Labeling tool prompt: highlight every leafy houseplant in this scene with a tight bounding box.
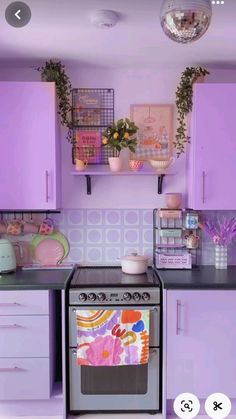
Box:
[102,118,139,155]
[36,60,73,142]
[175,66,210,156]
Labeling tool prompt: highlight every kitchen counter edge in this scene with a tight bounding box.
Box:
[156,265,236,290]
[0,266,76,290]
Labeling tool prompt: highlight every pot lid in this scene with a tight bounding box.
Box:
[121,253,149,262]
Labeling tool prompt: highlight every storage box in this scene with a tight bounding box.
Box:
[155,252,192,269]
[159,229,182,238]
[159,209,182,219]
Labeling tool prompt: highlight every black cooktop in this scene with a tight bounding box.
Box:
[69,266,160,288]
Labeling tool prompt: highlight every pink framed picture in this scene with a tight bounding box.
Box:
[130,104,174,160]
[75,131,101,163]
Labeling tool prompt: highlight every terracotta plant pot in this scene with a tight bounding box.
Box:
[108,157,122,172]
[165,193,182,209]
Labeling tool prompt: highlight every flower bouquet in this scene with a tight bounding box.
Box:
[199,217,236,269]
[102,118,139,171]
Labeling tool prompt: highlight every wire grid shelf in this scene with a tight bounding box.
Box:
[72,88,115,165]
[72,88,114,127]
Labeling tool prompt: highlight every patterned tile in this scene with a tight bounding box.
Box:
[67,228,84,244]
[67,209,84,225]
[104,210,121,225]
[105,228,121,244]
[124,210,140,226]
[86,247,103,263]
[87,210,103,225]
[87,229,103,244]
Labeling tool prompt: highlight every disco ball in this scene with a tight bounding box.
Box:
[160,0,212,43]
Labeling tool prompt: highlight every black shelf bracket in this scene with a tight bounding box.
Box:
[85,175,92,195]
[157,174,165,194]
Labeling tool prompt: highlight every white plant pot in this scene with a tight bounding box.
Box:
[108,157,122,172]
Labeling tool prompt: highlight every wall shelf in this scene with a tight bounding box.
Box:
[71,166,175,195]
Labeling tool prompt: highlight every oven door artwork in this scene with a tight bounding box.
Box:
[68,306,160,413]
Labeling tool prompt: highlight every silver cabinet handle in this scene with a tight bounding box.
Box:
[0,302,21,307]
[176,299,181,335]
[0,324,22,329]
[202,171,206,203]
[45,170,49,202]
[0,367,23,372]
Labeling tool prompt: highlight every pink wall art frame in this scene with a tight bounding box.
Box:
[130,104,174,161]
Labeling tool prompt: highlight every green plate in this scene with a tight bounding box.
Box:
[31,231,70,261]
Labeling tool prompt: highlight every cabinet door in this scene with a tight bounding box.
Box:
[167,290,236,398]
[188,83,236,210]
[0,82,60,210]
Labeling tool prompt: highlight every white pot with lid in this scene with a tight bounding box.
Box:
[120,253,149,274]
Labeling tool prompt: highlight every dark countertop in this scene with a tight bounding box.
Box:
[0,268,74,290]
[156,265,236,290]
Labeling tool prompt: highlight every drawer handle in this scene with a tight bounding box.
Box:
[0,324,22,329]
[45,170,49,202]
[0,303,22,307]
[176,299,181,335]
[0,367,24,372]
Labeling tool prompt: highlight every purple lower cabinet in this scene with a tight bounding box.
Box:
[166,290,236,403]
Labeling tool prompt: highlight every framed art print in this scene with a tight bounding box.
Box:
[130,104,174,160]
[75,131,102,163]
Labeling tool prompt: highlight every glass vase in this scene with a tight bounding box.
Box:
[215,245,228,269]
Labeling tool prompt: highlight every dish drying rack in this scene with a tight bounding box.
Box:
[153,208,200,269]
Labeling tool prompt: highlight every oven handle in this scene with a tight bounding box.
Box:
[72,348,158,356]
[72,306,159,312]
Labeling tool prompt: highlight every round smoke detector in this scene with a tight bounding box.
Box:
[90,10,119,29]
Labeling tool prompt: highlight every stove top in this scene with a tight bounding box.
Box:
[69,266,159,288]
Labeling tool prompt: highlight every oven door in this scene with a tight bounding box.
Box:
[68,305,160,413]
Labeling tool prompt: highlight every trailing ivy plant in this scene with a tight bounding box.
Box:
[175,66,210,157]
[36,60,73,142]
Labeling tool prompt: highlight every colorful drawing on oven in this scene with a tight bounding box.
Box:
[76,309,150,366]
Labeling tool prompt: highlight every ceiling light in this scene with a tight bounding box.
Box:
[160,0,212,43]
[90,10,119,29]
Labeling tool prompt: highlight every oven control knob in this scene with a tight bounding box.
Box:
[78,293,87,302]
[133,292,141,302]
[97,292,106,302]
[142,292,150,302]
[123,292,132,301]
[88,293,96,302]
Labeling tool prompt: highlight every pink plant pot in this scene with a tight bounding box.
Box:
[129,160,144,171]
[108,157,123,172]
[165,193,182,209]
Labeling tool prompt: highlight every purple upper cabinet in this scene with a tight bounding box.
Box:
[187,83,236,210]
[0,82,61,210]
[166,290,236,399]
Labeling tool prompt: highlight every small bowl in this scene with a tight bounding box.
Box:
[129,160,144,171]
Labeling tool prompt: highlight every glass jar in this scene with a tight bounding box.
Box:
[215,245,227,269]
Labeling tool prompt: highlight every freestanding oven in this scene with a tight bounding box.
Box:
[68,266,161,415]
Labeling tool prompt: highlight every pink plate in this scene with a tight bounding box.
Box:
[34,238,64,265]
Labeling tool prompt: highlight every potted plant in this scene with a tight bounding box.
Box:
[36,60,73,142]
[175,66,210,157]
[102,118,139,171]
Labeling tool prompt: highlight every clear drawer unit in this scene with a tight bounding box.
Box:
[153,209,200,269]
